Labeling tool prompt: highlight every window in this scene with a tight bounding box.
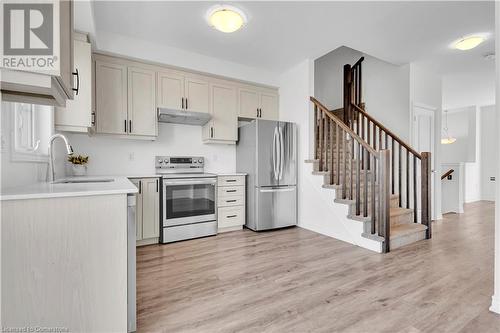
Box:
[9,102,53,162]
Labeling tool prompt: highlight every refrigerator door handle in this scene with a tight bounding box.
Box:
[259,187,295,193]
[273,127,279,181]
[278,126,284,180]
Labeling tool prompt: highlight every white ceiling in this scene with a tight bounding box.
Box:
[91,1,495,75]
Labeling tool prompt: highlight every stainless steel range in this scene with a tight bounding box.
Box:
[156,156,217,243]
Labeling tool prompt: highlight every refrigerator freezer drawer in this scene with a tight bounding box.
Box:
[251,186,297,231]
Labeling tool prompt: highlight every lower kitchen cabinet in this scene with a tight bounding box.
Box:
[131,177,160,246]
[217,175,246,232]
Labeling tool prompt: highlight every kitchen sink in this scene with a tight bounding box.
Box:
[52,178,115,184]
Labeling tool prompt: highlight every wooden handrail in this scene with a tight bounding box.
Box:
[311,96,378,157]
[351,103,422,159]
[441,169,455,180]
[352,56,365,68]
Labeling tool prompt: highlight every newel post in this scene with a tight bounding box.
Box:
[378,149,391,253]
[421,152,432,239]
[343,64,352,127]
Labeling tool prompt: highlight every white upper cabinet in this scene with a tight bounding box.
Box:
[184,77,209,114]
[94,54,157,139]
[128,67,157,137]
[238,88,260,119]
[259,91,279,120]
[203,82,237,142]
[92,53,278,142]
[238,87,279,121]
[157,71,209,114]
[157,71,184,110]
[55,33,92,132]
[0,0,74,107]
[95,60,128,135]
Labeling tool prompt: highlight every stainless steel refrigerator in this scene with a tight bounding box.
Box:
[236,119,297,231]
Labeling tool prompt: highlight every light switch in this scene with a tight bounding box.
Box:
[490,177,496,182]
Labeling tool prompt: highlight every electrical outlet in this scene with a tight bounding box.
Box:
[490,176,495,182]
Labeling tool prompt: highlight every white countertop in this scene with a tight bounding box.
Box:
[217,173,247,176]
[0,176,138,201]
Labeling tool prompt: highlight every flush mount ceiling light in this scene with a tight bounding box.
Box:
[441,110,456,145]
[206,5,247,33]
[453,35,486,50]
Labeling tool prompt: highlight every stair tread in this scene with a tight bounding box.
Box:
[390,223,427,238]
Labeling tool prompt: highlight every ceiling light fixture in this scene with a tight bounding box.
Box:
[441,110,456,145]
[453,35,485,51]
[206,5,247,33]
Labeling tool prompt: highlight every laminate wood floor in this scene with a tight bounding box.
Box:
[137,201,500,332]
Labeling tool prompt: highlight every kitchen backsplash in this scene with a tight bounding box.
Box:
[64,122,236,176]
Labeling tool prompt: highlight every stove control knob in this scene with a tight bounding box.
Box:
[164,159,169,164]
[158,159,163,164]
[198,159,203,163]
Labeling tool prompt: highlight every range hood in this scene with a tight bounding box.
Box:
[158,108,211,126]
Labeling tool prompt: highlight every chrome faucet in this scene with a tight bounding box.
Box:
[48,134,74,182]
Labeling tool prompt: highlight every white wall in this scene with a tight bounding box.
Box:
[443,71,495,110]
[63,123,236,177]
[410,64,443,220]
[95,31,279,87]
[441,163,464,214]
[441,107,477,163]
[279,59,381,252]
[314,46,411,141]
[480,105,497,201]
[491,1,500,315]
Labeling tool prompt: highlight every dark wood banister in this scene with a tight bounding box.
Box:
[441,169,455,180]
[351,103,422,159]
[311,96,378,157]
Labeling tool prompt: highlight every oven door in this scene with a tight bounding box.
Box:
[162,177,217,227]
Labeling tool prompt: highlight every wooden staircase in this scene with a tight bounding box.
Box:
[308,58,431,253]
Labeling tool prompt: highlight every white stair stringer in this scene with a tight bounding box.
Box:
[300,161,383,253]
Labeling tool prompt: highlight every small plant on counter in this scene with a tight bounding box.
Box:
[67,154,89,165]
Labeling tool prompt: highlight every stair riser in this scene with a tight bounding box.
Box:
[390,230,427,250]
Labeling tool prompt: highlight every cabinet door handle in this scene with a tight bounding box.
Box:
[124,120,127,133]
[226,199,237,203]
[139,181,142,194]
[226,189,237,193]
[211,127,214,138]
[91,112,95,126]
[226,215,237,218]
[256,108,259,117]
[156,179,159,192]
[129,120,132,133]
[72,68,80,95]
[226,179,237,183]
[181,97,184,109]
[185,98,188,110]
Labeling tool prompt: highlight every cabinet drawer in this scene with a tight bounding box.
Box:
[218,195,244,207]
[218,186,244,198]
[218,206,245,228]
[217,175,245,187]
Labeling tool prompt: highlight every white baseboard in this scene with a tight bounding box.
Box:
[490,295,500,314]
